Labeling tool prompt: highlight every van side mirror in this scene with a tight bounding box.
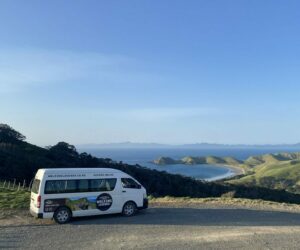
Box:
[137,184,142,189]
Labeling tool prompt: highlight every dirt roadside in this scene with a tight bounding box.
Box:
[1,197,300,227]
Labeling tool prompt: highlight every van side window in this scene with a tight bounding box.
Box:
[106,179,117,191]
[45,180,77,194]
[44,178,117,194]
[90,178,117,192]
[78,179,89,192]
[121,178,141,189]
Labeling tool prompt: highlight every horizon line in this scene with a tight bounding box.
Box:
[75,141,300,147]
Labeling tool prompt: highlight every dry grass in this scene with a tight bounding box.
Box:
[149,196,300,213]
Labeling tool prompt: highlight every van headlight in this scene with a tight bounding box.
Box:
[143,192,147,199]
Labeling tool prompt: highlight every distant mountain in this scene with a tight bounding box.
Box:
[77,142,300,149]
[77,142,170,149]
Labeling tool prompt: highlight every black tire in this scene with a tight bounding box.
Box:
[53,207,72,224]
[122,201,137,217]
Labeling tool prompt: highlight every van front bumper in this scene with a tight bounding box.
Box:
[139,198,148,210]
[30,209,43,219]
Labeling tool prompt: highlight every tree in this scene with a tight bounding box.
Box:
[49,142,79,158]
[0,124,26,143]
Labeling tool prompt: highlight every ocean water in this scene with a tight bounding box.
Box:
[81,147,300,181]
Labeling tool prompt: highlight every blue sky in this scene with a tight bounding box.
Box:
[1,0,300,145]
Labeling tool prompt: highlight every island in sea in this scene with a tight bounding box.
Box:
[153,156,242,166]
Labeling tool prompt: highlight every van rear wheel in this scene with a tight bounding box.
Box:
[54,207,71,224]
[122,201,137,217]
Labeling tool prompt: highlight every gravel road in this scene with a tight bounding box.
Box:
[2,206,300,249]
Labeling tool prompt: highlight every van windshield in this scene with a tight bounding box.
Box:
[31,179,40,194]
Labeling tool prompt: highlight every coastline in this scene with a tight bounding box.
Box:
[205,164,245,182]
[220,163,245,176]
[151,155,246,182]
[145,160,245,182]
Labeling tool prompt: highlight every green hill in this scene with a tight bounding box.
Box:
[205,156,226,164]
[223,157,243,165]
[229,153,300,193]
[153,157,180,165]
[153,155,242,165]
[244,156,265,166]
[244,153,300,167]
[181,156,206,164]
[229,159,300,193]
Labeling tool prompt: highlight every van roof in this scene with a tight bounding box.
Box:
[38,168,124,174]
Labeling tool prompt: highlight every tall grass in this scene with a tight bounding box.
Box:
[0,186,30,209]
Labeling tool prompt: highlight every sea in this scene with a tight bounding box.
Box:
[81,147,300,181]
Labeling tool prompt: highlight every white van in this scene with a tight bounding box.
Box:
[30,168,148,224]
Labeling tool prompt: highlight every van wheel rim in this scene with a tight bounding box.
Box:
[124,204,134,215]
[57,210,69,222]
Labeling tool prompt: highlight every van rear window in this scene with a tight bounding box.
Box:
[31,179,40,194]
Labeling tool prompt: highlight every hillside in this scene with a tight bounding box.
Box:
[230,153,300,194]
[223,156,243,165]
[243,153,300,167]
[229,160,300,193]
[153,156,242,165]
[153,157,181,165]
[154,153,300,167]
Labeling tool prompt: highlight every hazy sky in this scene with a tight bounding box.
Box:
[1,0,300,145]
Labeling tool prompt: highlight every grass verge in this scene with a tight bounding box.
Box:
[0,188,30,209]
[0,188,30,219]
[149,196,300,213]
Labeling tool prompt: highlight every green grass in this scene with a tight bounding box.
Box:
[243,153,300,167]
[0,188,30,209]
[229,160,300,193]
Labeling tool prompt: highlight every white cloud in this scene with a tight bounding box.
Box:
[95,107,218,122]
[0,48,164,92]
[126,107,217,120]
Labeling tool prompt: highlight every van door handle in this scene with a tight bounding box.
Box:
[122,190,126,193]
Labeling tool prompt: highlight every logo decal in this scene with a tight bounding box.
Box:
[96,193,113,211]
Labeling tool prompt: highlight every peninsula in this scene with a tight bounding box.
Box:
[153,156,242,166]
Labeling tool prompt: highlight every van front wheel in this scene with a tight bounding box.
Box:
[54,207,71,224]
[122,201,137,217]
